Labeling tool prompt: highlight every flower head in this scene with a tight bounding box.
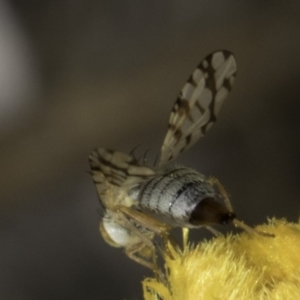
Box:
[143,219,300,300]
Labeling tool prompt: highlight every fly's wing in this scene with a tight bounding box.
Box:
[159,50,237,167]
[89,148,155,208]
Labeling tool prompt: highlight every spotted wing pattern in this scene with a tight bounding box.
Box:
[159,50,237,167]
[89,148,155,208]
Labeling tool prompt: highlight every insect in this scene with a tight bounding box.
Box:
[89,50,257,272]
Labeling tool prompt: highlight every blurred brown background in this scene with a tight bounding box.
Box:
[0,1,300,299]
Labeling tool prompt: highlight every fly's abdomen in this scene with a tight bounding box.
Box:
[137,167,225,228]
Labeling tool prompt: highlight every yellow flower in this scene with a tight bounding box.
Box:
[142,219,300,300]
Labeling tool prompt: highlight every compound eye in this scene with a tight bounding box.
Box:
[189,197,236,226]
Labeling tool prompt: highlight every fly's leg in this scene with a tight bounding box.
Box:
[125,242,155,270]
[207,177,274,237]
[114,210,165,280]
[118,206,180,261]
[205,226,222,236]
[125,242,166,283]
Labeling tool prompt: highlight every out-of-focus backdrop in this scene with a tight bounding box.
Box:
[0,1,300,299]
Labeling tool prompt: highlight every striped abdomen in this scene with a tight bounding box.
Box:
[135,167,235,228]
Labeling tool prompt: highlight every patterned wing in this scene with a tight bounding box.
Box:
[89,148,155,208]
[159,50,237,167]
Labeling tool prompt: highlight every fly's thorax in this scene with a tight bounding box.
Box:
[136,167,235,228]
